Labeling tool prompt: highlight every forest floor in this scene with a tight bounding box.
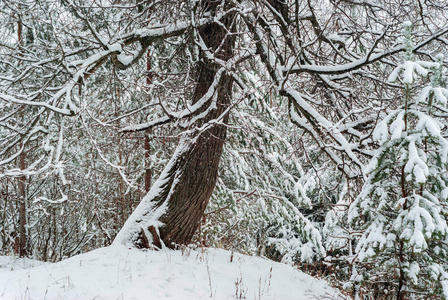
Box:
[0,245,341,299]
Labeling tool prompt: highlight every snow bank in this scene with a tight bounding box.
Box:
[0,255,49,271]
[0,246,340,299]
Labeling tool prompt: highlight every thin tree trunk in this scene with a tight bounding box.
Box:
[18,151,27,257]
[114,1,234,249]
[17,11,28,258]
[144,133,152,193]
[144,0,153,194]
[144,32,153,193]
[396,241,406,300]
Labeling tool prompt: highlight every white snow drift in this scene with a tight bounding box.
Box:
[0,246,340,299]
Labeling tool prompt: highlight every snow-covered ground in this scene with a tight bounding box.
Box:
[0,246,341,299]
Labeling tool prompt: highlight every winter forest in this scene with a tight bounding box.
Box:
[1,0,448,299]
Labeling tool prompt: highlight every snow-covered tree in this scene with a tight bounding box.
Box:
[199,85,325,263]
[1,2,448,283]
[349,22,448,299]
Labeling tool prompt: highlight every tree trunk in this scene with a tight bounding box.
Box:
[17,12,28,258]
[144,133,152,193]
[114,1,234,249]
[144,29,153,194]
[18,151,27,257]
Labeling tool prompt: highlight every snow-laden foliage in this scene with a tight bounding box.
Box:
[199,85,325,263]
[349,23,448,299]
[1,2,448,298]
[0,0,175,259]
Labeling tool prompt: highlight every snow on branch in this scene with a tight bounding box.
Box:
[287,26,448,75]
[0,94,74,116]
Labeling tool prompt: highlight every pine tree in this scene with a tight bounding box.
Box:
[349,22,448,299]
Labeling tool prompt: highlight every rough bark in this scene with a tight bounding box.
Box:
[117,1,234,249]
[156,21,233,247]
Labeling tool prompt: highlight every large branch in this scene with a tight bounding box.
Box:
[244,7,367,177]
[288,26,448,75]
